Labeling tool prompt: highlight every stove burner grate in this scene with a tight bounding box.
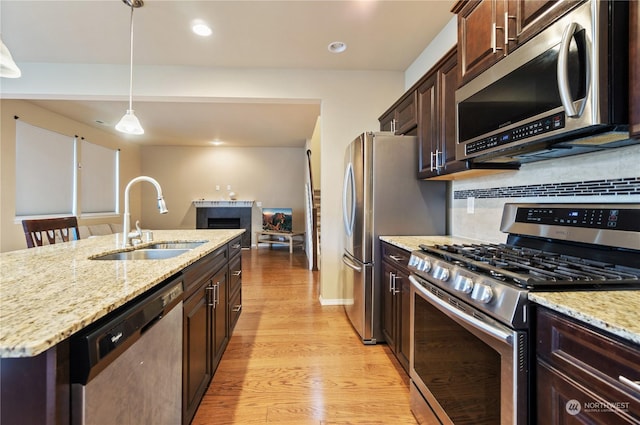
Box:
[419,243,640,289]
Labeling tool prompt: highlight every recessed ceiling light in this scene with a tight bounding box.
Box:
[209,140,224,146]
[328,41,347,53]
[192,22,212,37]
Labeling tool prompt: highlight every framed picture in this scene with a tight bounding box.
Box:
[262,208,293,232]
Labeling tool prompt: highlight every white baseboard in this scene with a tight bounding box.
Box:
[318,296,348,306]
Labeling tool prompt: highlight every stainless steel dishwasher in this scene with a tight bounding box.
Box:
[70,276,183,425]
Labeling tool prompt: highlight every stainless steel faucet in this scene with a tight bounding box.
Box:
[122,176,168,247]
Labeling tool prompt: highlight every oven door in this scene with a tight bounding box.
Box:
[409,275,528,425]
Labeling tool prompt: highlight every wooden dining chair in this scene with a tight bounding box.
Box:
[22,216,80,248]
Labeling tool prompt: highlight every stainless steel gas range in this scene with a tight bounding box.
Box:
[407,203,640,425]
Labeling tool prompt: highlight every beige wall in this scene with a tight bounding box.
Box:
[0,100,142,252]
[138,145,306,246]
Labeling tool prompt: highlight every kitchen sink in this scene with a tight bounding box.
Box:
[146,241,206,250]
[92,249,191,261]
[90,240,207,261]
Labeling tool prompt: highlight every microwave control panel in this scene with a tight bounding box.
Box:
[465,112,565,155]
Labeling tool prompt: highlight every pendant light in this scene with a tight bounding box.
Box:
[0,37,22,78]
[116,0,144,135]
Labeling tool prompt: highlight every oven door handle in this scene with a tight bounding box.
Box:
[410,275,513,345]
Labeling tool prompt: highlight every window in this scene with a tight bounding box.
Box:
[15,120,75,216]
[15,120,119,218]
[80,139,119,215]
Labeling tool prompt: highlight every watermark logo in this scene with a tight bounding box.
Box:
[566,399,581,416]
[565,399,631,416]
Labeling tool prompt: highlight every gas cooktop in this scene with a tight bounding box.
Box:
[417,242,640,290]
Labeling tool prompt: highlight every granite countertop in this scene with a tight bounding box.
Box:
[381,235,640,346]
[0,229,244,358]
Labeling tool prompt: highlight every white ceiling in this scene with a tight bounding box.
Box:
[0,0,455,147]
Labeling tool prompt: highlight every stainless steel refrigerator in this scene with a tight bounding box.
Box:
[341,131,446,344]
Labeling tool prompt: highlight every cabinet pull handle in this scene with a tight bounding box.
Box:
[430,151,437,172]
[392,276,401,295]
[504,12,516,45]
[232,270,242,277]
[619,375,640,392]
[493,22,504,53]
[389,272,395,293]
[232,305,242,313]
[206,286,215,307]
[390,119,397,134]
[389,254,404,262]
[232,243,241,249]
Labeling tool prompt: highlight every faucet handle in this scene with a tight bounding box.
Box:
[135,220,142,235]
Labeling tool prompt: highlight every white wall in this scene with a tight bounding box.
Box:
[1,64,405,300]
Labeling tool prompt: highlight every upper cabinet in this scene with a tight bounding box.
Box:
[631,0,640,139]
[453,0,507,86]
[379,91,418,135]
[453,0,584,86]
[417,49,464,179]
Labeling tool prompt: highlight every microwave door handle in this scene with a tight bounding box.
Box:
[557,22,589,118]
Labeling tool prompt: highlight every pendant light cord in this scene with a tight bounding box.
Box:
[127,4,134,111]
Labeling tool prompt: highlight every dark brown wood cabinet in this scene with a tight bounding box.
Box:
[536,307,640,424]
[631,0,640,139]
[509,0,584,50]
[379,91,418,135]
[417,48,464,179]
[453,0,583,86]
[380,242,411,373]
[182,237,242,425]
[228,238,242,332]
[453,0,506,86]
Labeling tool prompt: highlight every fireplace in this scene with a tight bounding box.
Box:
[195,204,252,248]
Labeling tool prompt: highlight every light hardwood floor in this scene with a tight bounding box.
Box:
[192,246,418,425]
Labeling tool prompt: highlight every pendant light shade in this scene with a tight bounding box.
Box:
[116,109,144,134]
[116,0,144,135]
[0,38,22,78]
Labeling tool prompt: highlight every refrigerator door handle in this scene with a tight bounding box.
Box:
[342,162,355,236]
[342,254,363,273]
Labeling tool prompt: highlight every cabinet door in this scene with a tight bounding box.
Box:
[457,0,506,85]
[439,51,463,174]
[395,92,418,135]
[381,260,397,350]
[510,0,584,50]
[211,266,228,369]
[417,72,438,177]
[183,283,211,425]
[396,267,411,373]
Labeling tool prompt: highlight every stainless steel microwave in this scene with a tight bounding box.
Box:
[455,0,631,164]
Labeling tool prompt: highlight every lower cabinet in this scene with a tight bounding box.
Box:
[536,307,640,424]
[380,241,411,373]
[182,236,242,425]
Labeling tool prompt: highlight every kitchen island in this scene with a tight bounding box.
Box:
[0,229,244,424]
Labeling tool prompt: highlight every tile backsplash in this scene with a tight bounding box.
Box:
[451,144,640,243]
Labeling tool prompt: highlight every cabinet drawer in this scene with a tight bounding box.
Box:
[536,307,640,418]
[229,287,242,332]
[380,242,411,269]
[183,246,227,297]
[229,236,242,259]
[229,254,242,295]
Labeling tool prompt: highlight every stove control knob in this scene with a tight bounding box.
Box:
[471,284,493,304]
[419,259,432,273]
[452,275,474,294]
[432,265,450,282]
